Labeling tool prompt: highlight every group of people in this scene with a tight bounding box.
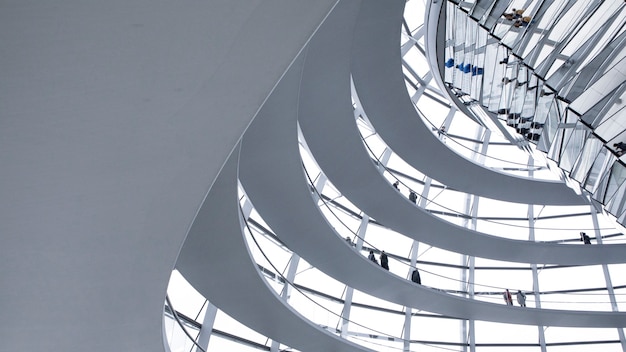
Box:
[368,250,389,270]
[367,246,535,306]
[367,249,422,284]
[392,180,419,204]
[503,289,526,307]
[502,8,532,28]
[369,247,530,306]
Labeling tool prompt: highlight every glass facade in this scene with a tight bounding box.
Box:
[443,0,626,225]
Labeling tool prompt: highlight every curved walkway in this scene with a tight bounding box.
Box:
[177,141,374,352]
[296,0,626,265]
[349,0,585,206]
[236,4,626,325]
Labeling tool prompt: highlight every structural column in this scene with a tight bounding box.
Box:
[341,214,369,339]
[528,206,547,352]
[194,303,218,352]
[591,208,626,352]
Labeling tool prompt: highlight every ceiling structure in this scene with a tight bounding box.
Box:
[442,0,626,225]
[3,0,626,352]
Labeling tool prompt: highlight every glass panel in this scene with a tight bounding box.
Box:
[475,320,539,344]
[538,265,612,311]
[570,135,603,184]
[207,335,273,352]
[558,126,587,172]
[411,315,463,344]
[605,163,626,206]
[583,148,612,194]
[544,326,620,346]
[163,313,200,352]
[547,343,623,352]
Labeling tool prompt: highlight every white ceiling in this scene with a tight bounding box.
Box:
[0,1,338,350]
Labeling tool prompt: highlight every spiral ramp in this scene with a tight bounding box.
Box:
[176,136,374,351]
[180,0,626,349]
[233,0,626,327]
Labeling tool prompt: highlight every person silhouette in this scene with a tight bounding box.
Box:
[368,250,378,264]
[380,251,389,270]
[409,191,417,204]
[411,268,421,284]
[503,289,513,306]
[580,232,592,245]
[516,290,526,307]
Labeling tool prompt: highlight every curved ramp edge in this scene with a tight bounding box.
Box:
[176,144,375,352]
[350,0,585,206]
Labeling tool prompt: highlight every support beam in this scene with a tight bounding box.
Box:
[195,303,218,352]
[592,209,626,352]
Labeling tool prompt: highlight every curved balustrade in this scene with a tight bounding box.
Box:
[176,142,374,352]
[240,150,626,320]
[248,206,626,313]
[303,168,625,311]
[354,88,556,179]
[242,204,420,345]
[164,296,206,352]
[240,154,626,324]
[353,130,624,243]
